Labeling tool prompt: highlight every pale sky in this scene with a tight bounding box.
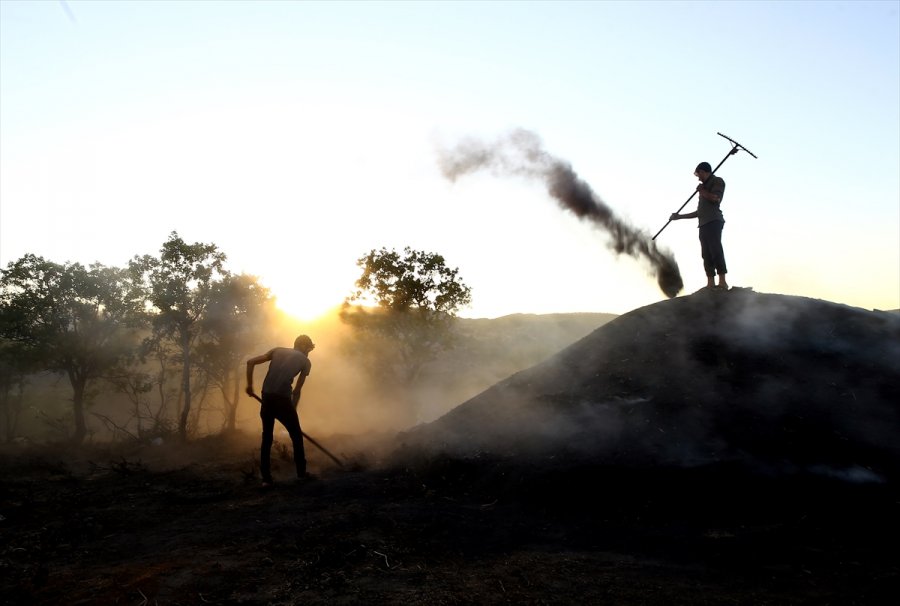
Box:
[2,0,898,320]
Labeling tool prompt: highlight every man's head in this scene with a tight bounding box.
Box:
[294,334,315,354]
[694,161,712,180]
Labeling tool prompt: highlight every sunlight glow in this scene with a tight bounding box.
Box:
[264,258,362,323]
[273,292,341,324]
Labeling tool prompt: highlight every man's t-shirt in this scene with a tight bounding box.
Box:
[697,175,726,226]
[261,348,312,398]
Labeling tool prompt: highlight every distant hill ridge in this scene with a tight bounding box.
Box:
[420,312,618,390]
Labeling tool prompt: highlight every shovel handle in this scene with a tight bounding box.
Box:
[653,133,757,241]
[248,393,344,468]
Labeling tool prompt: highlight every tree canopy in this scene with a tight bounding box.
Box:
[346,247,472,315]
[0,255,144,442]
[0,232,275,443]
[129,232,230,440]
[341,247,472,401]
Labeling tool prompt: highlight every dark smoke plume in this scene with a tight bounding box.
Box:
[438,129,683,298]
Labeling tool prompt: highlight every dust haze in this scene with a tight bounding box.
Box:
[7,306,613,455]
[437,129,683,298]
[266,309,614,442]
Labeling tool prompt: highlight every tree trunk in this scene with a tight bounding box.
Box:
[178,330,192,441]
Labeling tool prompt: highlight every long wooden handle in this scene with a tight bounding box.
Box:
[249,393,344,468]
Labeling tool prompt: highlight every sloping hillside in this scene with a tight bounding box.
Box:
[401,289,900,481]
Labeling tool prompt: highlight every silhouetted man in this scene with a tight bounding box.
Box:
[246,335,315,488]
[670,161,728,290]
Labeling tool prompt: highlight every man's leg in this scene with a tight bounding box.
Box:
[259,402,276,484]
[272,397,307,478]
[710,222,728,288]
[699,226,716,288]
[280,409,308,478]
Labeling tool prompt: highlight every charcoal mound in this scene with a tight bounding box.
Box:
[398,290,900,482]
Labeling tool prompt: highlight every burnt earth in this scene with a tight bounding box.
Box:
[1,438,898,605]
[3,290,899,604]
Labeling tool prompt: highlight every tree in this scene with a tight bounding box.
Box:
[341,247,472,387]
[0,255,144,443]
[129,232,228,441]
[195,273,275,432]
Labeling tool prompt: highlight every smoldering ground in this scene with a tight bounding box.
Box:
[398,289,900,482]
[437,128,684,298]
[32,288,900,486]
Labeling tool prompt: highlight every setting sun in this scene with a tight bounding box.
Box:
[266,262,359,323]
[273,291,340,323]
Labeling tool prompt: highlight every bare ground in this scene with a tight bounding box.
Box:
[1,433,898,606]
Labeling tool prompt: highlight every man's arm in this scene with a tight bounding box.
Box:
[671,210,698,220]
[245,350,273,396]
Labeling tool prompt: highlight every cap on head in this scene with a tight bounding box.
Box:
[294,335,315,351]
[695,162,712,173]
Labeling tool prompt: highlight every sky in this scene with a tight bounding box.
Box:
[1,0,898,321]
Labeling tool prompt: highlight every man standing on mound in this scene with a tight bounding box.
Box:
[246,335,316,488]
[669,161,729,290]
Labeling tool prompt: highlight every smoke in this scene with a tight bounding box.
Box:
[437,129,683,298]
[400,290,900,482]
